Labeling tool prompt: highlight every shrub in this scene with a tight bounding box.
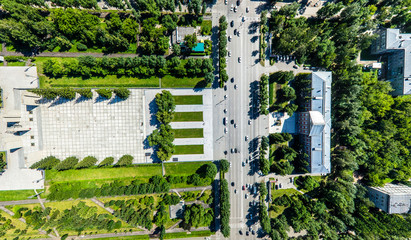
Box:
[29,89,58,100]
[54,157,79,171]
[115,155,133,167]
[76,43,88,51]
[96,89,112,99]
[113,88,130,99]
[76,88,93,99]
[75,156,98,169]
[56,88,76,100]
[30,156,60,170]
[98,157,114,167]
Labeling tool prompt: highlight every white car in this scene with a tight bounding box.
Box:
[228,35,232,41]
[237,31,240,36]
[225,0,227,4]
[230,4,233,11]
[234,6,237,12]
[248,120,251,125]
[228,51,231,57]
[224,109,227,113]
[224,127,228,133]
[245,136,249,141]
[246,7,249,12]
[234,84,238,89]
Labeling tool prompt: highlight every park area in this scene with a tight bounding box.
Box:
[0,161,217,239]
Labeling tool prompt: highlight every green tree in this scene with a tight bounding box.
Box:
[220,159,229,173]
[98,157,114,167]
[113,88,130,99]
[96,89,112,99]
[115,155,133,167]
[184,33,197,49]
[75,156,98,169]
[54,157,79,171]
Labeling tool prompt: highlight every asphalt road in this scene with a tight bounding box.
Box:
[212,0,270,238]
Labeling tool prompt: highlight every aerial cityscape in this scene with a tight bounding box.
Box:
[0,0,410,239]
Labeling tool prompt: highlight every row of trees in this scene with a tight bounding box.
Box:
[259,74,269,115]
[30,155,134,171]
[220,179,230,237]
[29,88,130,100]
[218,16,228,88]
[48,175,170,200]
[259,183,271,235]
[148,90,176,161]
[259,136,270,175]
[42,56,214,80]
[260,11,268,64]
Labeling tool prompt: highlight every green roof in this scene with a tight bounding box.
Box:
[192,43,205,52]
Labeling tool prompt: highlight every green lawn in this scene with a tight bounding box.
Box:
[46,165,162,183]
[93,236,149,240]
[200,20,212,35]
[164,230,213,239]
[269,81,276,106]
[161,75,208,88]
[164,161,209,176]
[271,188,300,200]
[172,128,203,138]
[5,61,26,66]
[173,112,203,122]
[0,189,44,201]
[174,145,204,155]
[174,95,203,105]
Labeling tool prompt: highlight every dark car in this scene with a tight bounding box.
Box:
[234,29,237,35]
[232,182,235,186]
[239,230,243,235]
[231,20,234,27]
[237,0,240,6]
[231,77,234,83]
[231,119,235,124]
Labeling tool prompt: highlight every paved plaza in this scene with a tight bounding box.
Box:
[33,89,146,164]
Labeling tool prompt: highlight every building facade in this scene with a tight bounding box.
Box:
[298,72,332,174]
[372,28,411,95]
[368,183,411,214]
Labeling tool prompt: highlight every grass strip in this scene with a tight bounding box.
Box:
[172,128,203,138]
[173,112,203,122]
[161,75,208,88]
[174,145,204,155]
[174,95,203,105]
[164,230,213,239]
[0,189,44,201]
[164,161,209,176]
[45,165,162,182]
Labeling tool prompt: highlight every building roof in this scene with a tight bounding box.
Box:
[192,43,205,52]
[310,72,331,174]
[370,183,411,196]
[172,27,196,45]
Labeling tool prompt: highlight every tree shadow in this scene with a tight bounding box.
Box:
[211,25,220,89]
[193,80,208,91]
[247,137,260,176]
[108,95,126,104]
[248,80,260,120]
[48,97,73,108]
[94,95,109,104]
[75,96,91,104]
[148,97,159,127]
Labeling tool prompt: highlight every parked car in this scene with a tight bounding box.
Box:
[231,20,234,27]
[245,194,248,199]
[246,7,249,12]
[224,127,228,134]
[230,4,233,11]
[228,35,232,41]
[225,0,227,4]
[234,6,237,12]
[223,117,227,125]
[242,185,245,190]
[228,51,231,57]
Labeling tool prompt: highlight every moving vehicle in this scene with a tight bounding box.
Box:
[242,16,245,22]
[224,108,227,113]
[242,185,245,190]
[237,0,240,6]
[248,120,251,125]
[223,117,227,125]
[231,148,234,153]
[246,7,249,12]
[231,77,234,83]
[228,51,231,57]
[234,84,238,89]
[237,30,240,36]
[228,35,232,41]
[230,4,233,11]
[234,6,237,12]
[231,20,234,27]
[245,136,249,141]
[232,182,235,186]
[234,123,237,128]
[238,57,241,63]
[224,127,228,134]
[245,194,248,199]
[242,162,245,166]
[225,0,227,4]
